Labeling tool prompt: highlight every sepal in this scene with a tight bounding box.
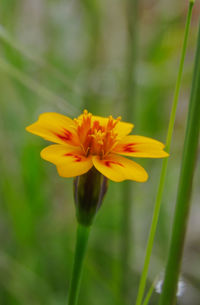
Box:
[74,167,107,226]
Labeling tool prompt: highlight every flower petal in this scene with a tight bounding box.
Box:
[92,154,148,182]
[26,112,79,146]
[113,120,134,138]
[41,144,93,177]
[113,135,169,158]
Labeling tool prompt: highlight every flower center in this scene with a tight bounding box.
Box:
[74,110,121,158]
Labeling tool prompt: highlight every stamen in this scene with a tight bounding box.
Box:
[74,111,121,157]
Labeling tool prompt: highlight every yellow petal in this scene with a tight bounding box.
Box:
[113,120,134,138]
[92,154,148,182]
[26,112,79,146]
[41,144,93,177]
[113,135,169,158]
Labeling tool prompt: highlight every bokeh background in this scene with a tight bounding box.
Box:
[0,0,200,304]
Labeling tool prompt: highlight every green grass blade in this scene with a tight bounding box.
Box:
[142,277,158,305]
[135,2,195,305]
[159,18,200,305]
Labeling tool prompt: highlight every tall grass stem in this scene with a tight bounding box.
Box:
[67,224,91,305]
[141,278,157,305]
[159,19,200,305]
[135,2,194,305]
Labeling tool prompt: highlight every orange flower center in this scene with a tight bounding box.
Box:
[74,110,121,158]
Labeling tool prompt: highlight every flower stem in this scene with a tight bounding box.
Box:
[159,17,200,305]
[135,2,194,305]
[67,223,91,305]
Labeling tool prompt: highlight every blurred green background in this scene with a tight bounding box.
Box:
[0,0,200,304]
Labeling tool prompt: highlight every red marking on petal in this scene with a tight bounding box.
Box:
[104,160,124,168]
[64,153,82,162]
[123,143,137,153]
[54,129,72,142]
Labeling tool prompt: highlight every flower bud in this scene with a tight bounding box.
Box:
[74,167,107,226]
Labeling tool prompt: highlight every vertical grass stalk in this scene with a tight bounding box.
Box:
[159,18,200,305]
[67,224,91,305]
[135,2,194,305]
[141,278,157,305]
[121,0,139,300]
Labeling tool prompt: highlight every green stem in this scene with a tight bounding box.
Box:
[67,224,91,305]
[141,277,157,305]
[135,2,194,305]
[159,18,200,305]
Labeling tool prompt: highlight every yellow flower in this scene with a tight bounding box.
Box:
[26,110,168,182]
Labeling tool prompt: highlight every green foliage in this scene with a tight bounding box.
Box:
[0,1,199,305]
